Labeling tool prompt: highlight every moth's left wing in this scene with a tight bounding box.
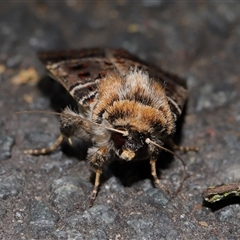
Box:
[106,49,188,119]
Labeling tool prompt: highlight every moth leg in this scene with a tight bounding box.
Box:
[89,169,102,207]
[24,107,94,156]
[68,138,73,145]
[167,139,199,153]
[88,146,108,207]
[150,158,170,194]
[148,142,170,194]
[24,134,65,155]
[60,107,92,142]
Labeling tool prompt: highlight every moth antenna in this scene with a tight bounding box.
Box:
[145,138,186,197]
[17,110,129,136]
[16,110,63,116]
[103,127,129,136]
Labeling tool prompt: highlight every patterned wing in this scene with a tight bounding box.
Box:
[38,48,116,106]
[107,49,188,118]
[38,48,187,116]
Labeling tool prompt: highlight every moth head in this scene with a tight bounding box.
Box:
[111,127,149,161]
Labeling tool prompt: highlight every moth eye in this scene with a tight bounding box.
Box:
[111,132,126,149]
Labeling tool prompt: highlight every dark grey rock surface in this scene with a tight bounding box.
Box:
[0,2,240,239]
[0,136,15,161]
[28,200,60,238]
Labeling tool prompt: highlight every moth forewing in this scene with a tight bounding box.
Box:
[25,48,195,207]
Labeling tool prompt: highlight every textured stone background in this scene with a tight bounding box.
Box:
[1,1,240,239]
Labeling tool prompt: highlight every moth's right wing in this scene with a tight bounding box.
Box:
[38,48,116,107]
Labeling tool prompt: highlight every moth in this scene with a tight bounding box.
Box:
[203,183,240,203]
[24,48,196,206]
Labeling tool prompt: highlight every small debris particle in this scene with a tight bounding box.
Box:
[199,221,208,227]
[11,67,39,85]
[127,23,141,33]
[0,64,6,74]
[23,93,33,103]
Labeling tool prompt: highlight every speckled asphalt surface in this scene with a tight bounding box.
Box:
[0,2,240,239]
